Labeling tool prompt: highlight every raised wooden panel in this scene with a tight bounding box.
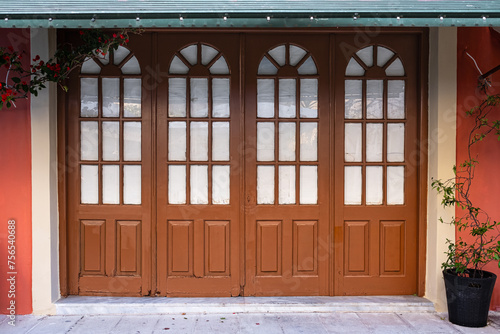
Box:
[205,221,230,276]
[256,221,282,276]
[344,221,369,276]
[80,220,105,275]
[168,221,194,276]
[380,221,405,275]
[116,221,141,276]
[293,221,318,276]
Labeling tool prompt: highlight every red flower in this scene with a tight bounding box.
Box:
[79,30,84,35]
[67,66,70,71]
[0,83,2,89]
[125,39,129,43]
[2,94,8,102]
[120,34,124,39]
[113,33,117,38]
[8,46,14,52]
[21,81,26,85]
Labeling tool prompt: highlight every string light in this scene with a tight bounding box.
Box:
[91,17,96,22]
[223,16,227,21]
[310,16,314,21]
[439,15,444,21]
[4,17,8,21]
[136,16,140,21]
[48,17,53,22]
[179,16,184,21]
[482,15,487,21]
[353,14,359,20]
[266,16,271,21]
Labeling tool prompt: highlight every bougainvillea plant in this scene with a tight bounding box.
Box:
[0,29,137,109]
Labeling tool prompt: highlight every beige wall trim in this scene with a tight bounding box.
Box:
[425,27,457,312]
[31,28,59,315]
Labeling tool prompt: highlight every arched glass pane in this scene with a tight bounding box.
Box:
[81,58,101,74]
[289,45,307,66]
[202,45,219,65]
[180,44,198,66]
[121,56,141,75]
[356,46,373,67]
[385,58,405,76]
[93,50,110,65]
[113,45,130,65]
[268,45,286,66]
[258,56,278,75]
[345,58,365,76]
[297,57,317,75]
[169,55,189,74]
[377,46,395,67]
[210,56,229,75]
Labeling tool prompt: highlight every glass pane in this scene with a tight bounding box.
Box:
[121,56,141,75]
[80,78,98,117]
[190,122,209,161]
[279,79,296,118]
[300,122,318,162]
[102,165,120,204]
[345,123,362,162]
[202,45,219,65]
[297,56,317,75]
[123,165,141,205]
[168,78,187,117]
[94,50,109,65]
[366,80,383,119]
[81,58,101,74]
[168,121,187,161]
[102,121,120,161]
[124,122,141,161]
[102,78,120,117]
[386,58,405,76]
[257,122,275,162]
[210,56,229,75]
[289,45,307,66]
[190,78,209,118]
[300,165,317,205]
[257,79,275,118]
[212,165,230,205]
[180,44,198,65]
[345,58,365,76]
[387,123,405,162]
[279,122,296,161]
[377,46,395,67]
[212,122,230,161]
[212,78,230,118]
[366,166,383,205]
[190,165,208,205]
[81,165,98,204]
[168,165,186,204]
[268,45,286,66]
[344,166,362,205]
[387,166,404,205]
[169,55,189,74]
[356,46,373,67]
[366,123,383,162]
[258,56,278,75]
[113,46,130,66]
[279,165,296,204]
[345,80,362,119]
[124,78,141,117]
[388,80,405,119]
[80,121,98,161]
[257,165,275,205]
[300,79,318,118]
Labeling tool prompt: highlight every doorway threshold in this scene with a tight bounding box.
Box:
[55,296,435,315]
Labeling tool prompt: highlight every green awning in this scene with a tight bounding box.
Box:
[1,0,500,28]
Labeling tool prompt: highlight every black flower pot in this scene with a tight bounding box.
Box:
[443,269,497,327]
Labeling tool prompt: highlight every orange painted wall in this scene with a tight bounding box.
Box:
[457,27,500,310]
[0,29,32,315]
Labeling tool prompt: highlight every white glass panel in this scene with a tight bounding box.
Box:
[345,80,362,119]
[124,78,141,117]
[168,165,186,204]
[190,122,208,161]
[180,44,198,65]
[279,79,296,118]
[345,123,362,162]
[81,165,98,204]
[124,122,141,161]
[388,80,405,119]
[366,123,383,162]
[257,79,275,118]
[80,78,98,117]
[169,55,189,74]
[377,46,395,67]
[300,79,318,118]
[102,165,120,204]
[81,58,101,74]
[257,165,275,204]
[257,122,275,162]
[168,78,187,117]
[344,166,362,205]
[202,45,219,65]
[345,58,365,76]
[289,45,307,66]
[102,78,120,117]
[356,46,373,67]
[366,80,383,119]
[212,78,230,118]
[190,165,208,205]
[121,56,141,75]
[93,50,109,65]
[387,166,404,205]
[300,165,317,205]
[113,46,130,65]
[268,45,286,66]
[297,56,317,75]
[210,56,229,75]
[385,58,405,76]
[279,122,296,161]
[279,165,296,204]
[212,165,230,205]
[123,165,141,205]
[102,121,120,161]
[168,121,187,161]
[212,122,230,161]
[300,122,318,162]
[80,121,99,161]
[366,166,383,205]
[387,123,405,162]
[258,56,278,75]
[190,78,209,118]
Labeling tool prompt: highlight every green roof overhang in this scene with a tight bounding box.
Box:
[1,0,500,28]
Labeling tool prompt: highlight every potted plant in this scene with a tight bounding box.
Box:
[432,94,500,328]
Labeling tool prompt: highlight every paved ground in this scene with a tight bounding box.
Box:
[1,312,500,334]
